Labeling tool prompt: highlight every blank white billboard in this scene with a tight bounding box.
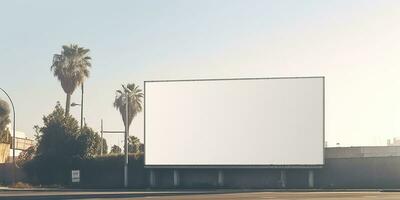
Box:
[145,77,324,167]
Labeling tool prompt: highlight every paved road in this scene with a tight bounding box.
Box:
[2,191,400,200]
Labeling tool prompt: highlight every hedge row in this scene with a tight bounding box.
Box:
[23,153,149,188]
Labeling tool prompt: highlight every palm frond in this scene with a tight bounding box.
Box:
[113,83,144,128]
[50,44,92,94]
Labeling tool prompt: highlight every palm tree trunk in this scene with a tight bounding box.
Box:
[65,93,71,117]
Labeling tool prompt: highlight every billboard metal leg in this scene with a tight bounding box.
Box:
[150,169,156,188]
[308,170,314,188]
[218,170,224,187]
[280,170,286,188]
[173,169,180,187]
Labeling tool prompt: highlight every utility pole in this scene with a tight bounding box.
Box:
[80,83,84,130]
[124,94,129,188]
[99,120,125,183]
[100,119,103,156]
[71,83,84,133]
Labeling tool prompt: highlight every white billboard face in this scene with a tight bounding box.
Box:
[145,77,324,167]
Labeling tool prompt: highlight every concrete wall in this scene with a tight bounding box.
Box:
[0,163,26,185]
[150,157,400,189]
[149,147,400,189]
[7,146,400,188]
[326,146,400,158]
[317,157,400,188]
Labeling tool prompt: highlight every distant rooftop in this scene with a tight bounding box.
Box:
[326,146,400,159]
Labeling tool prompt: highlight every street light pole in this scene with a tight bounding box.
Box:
[70,83,83,132]
[80,83,84,130]
[124,94,129,188]
[100,119,103,156]
[0,88,16,185]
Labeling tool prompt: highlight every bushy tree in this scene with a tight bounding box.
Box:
[36,102,81,158]
[78,126,108,157]
[110,145,122,154]
[98,137,108,155]
[0,99,11,144]
[128,136,143,154]
[24,102,107,184]
[35,102,106,159]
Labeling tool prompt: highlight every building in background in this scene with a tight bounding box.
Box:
[387,138,400,146]
[0,127,35,163]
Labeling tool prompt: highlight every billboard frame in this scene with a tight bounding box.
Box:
[144,76,325,169]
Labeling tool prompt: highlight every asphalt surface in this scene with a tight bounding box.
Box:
[2,191,400,200]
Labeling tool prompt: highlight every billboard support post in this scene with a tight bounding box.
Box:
[149,169,156,188]
[218,170,224,187]
[173,169,180,187]
[308,170,314,188]
[280,170,286,188]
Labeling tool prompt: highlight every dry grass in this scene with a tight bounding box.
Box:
[11,182,32,188]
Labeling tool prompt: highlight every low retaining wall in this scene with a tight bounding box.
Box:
[151,156,400,189]
[0,163,26,185]
[20,154,400,188]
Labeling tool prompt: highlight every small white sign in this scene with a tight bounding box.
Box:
[71,170,80,183]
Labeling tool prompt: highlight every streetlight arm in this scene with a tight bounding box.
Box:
[0,88,15,123]
[71,102,81,107]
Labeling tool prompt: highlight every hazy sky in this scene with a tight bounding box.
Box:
[1,0,400,148]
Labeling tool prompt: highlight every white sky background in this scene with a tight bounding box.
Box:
[1,1,400,149]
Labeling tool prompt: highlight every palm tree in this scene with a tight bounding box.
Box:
[113,83,143,129]
[0,98,11,144]
[51,44,91,117]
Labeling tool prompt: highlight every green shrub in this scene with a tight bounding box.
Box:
[23,153,148,188]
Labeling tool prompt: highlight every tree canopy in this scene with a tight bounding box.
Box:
[113,83,143,129]
[79,126,108,156]
[35,102,106,159]
[0,98,11,144]
[25,102,108,184]
[128,136,143,154]
[51,44,91,116]
[110,145,122,154]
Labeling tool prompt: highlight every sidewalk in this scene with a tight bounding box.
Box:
[0,186,385,192]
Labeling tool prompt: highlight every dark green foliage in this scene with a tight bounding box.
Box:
[36,102,81,158]
[24,102,108,185]
[99,138,108,155]
[77,154,147,188]
[128,136,143,154]
[110,145,122,154]
[78,126,108,157]
[24,154,147,188]
[0,99,11,144]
